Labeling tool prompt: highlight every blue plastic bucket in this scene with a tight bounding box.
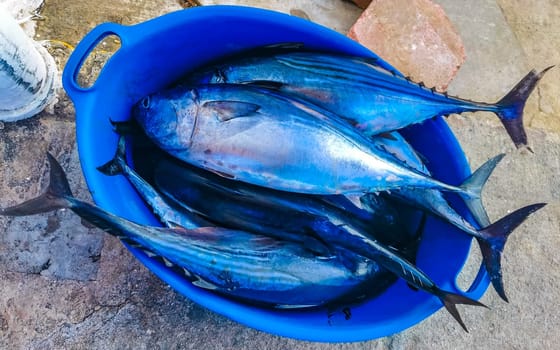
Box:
[62,6,489,342]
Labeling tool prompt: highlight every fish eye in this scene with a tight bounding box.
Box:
[141,97,151,109]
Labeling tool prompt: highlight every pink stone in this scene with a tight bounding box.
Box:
[347,0,465,91]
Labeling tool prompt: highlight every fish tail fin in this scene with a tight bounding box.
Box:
[457,153,505,210]
[97,135,127,176]
[477,202,546,302]
[459,153,506,226]
[495,66,554,149]
[0,153,72,216]
[439,291,487,332]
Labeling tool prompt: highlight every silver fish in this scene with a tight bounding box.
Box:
[0,153,385,308]
[185,47,552,149]
[132,84,493,203]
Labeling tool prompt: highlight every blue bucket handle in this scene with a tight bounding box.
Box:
[62,22,128,106]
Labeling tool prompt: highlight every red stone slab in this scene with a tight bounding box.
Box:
[348,0,465,91]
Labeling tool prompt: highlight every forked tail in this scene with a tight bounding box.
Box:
[452,154,504,205]
[450,155,546,302]
[456,153,505,206]
[97,135,127,176]
[476,203,546,302]
[439,291,487,332]
[495,66,553,149]
[0,153,73,216]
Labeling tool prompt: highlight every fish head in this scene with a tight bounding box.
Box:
[132,88,200,149]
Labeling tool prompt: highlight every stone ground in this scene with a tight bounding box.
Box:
[0,0,559,348]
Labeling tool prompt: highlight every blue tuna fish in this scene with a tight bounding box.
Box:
[0,153,387,309]
[132,84,496,203]
[185,45,552,148]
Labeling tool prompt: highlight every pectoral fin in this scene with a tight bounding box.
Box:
[243,80,286,91]
[203,101,260,122]
[253,42,305,54]
[377,132,398,141]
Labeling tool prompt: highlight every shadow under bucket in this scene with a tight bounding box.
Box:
[62,6,489,342]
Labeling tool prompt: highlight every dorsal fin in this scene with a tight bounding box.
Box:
[261,42,305,51]
[377,132,398,141]
[243,80,285,91]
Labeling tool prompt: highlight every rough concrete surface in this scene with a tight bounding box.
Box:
[0,0,559,349]
[198,0,363,33]
[495,0,560,134]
